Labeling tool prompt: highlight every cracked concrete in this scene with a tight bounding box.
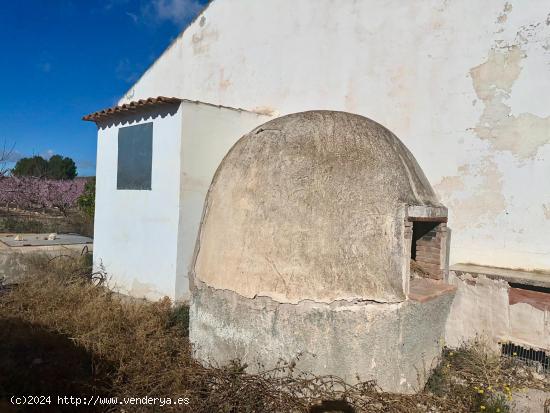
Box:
[190,280,454,393]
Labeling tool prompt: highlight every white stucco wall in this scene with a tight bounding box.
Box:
[94,102,267,300]
[94,105,184,300]
[120,0,550,272]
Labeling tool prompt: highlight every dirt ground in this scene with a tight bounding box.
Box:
[0,318,108,413]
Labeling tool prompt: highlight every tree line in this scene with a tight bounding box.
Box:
[13,155,77,180]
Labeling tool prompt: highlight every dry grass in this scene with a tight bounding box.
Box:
[0,253,548,412]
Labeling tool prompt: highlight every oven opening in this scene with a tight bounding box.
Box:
[410,220,444,280]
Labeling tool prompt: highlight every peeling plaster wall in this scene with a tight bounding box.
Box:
[445,270,550,350]
[122,0,550,271]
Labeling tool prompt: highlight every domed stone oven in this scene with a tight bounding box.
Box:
[189,111,456,393]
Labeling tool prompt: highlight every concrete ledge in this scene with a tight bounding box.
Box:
[0,233,92,247]
[407,205,448,220]
[450,264,550,289]
[0,233,93,255]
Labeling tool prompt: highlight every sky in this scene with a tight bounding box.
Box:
[0,0,209,176]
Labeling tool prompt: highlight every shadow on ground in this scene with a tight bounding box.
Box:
[0,318,109,412]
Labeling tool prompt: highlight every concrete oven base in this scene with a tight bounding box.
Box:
[190,281,455,394]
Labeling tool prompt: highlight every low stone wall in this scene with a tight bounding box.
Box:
[190,281,454,394]
[0,239,93,285]
[445,267,550,351]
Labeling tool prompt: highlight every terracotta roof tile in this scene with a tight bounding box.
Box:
[82,96,182,122]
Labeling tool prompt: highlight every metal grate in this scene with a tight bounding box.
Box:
[501,342,550,373]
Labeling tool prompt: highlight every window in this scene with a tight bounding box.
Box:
[117,122,153,190]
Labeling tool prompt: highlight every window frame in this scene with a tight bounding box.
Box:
[116,122,154,191]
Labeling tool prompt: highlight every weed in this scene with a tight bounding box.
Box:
[479,393,511,413]
[168,304,190,336]
[425,357,450,396]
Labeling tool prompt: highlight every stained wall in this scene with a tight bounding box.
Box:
[445,269,550,350]
[121,0,550,271]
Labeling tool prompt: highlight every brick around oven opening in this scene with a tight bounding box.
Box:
[411,221,448,280]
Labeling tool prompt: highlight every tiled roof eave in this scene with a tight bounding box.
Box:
[82,96,182,122]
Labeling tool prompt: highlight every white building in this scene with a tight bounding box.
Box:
[120,0,550,272]
[85,0,550,350]
[85,98,268,300]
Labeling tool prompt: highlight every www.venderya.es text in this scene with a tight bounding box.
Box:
[11,395,190,407]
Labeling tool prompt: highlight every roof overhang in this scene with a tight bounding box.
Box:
[82,96,182,123]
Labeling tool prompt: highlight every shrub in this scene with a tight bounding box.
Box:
[480,393,511,413]
[77,177,95,218]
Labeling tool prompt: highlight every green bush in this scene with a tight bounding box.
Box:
[77,178,95,218]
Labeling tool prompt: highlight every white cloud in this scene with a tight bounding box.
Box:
[125,11,138,23]
[146,0,204,25]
